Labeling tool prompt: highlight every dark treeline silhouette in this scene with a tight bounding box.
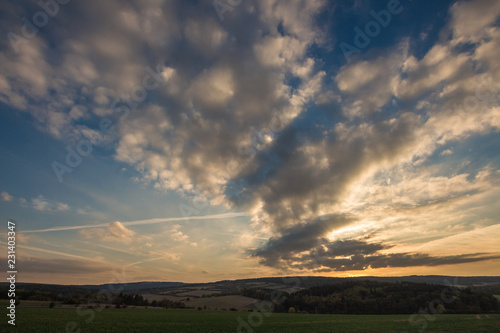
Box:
[244,281,499,314]
[64,291,185,308]
[0,287,186,309]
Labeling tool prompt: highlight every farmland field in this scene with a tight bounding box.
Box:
[186,295,258,310]
[2,306,500,333]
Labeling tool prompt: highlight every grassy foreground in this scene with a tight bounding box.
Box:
[1,307,500,332]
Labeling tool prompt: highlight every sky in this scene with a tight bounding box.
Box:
[0,0,499,285]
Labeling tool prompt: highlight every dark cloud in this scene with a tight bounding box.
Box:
[251,215,354,267]
[254,237,500,272]
[238,111,422,231]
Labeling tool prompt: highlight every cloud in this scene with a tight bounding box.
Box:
[255,237,500,272]
[31,195,70,212]
[441,149,453,156]
[242,0,500,271]
[252,215,354,267]
[106,221,135,239]
[1,191,13,201]
[449,0,500,44]
[335,42,408,117]
[79,221,135,242]
[2,0,500,275]
[170,224,189,242]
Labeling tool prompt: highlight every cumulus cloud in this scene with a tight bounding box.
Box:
[79,221,135,242]
[1,191,13,201]
[449,0,500,44]
[31,195,71,212]
[336,42,408,117]
[247,0,500,270]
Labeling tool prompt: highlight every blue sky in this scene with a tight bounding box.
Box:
[0,0,499,284]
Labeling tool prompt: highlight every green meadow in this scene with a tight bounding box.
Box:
[2,305,500,333]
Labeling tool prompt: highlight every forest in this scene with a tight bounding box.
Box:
[242,280,500,314]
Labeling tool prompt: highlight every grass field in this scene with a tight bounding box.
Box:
[186,295,258,310]
[1,306,500,333]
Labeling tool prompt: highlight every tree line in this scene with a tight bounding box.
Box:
[0,287,186,309]
[242,280,499,314]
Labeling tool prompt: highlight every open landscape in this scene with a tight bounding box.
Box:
[2,0,500,331]
[2,276,500,332]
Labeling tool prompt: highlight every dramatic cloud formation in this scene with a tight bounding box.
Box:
[0,0,499,282]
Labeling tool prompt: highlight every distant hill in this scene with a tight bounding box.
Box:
[73,281,186,293]
[0,281,185,292]
[4,275,500,293]
[3,276,498,315]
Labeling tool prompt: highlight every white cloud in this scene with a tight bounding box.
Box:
[31,195,71,212]
[106,221,135,240]
[449,0,500,44]
[189,66,235,108]
[336,42,408,117]
[441,149,453,156]
[79,221,135,243]
[1,191,13,202]
[184,18,227,55]
[32,196,51,211]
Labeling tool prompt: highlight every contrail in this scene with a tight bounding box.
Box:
[0,242,97,261]
[22,212,249,233]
